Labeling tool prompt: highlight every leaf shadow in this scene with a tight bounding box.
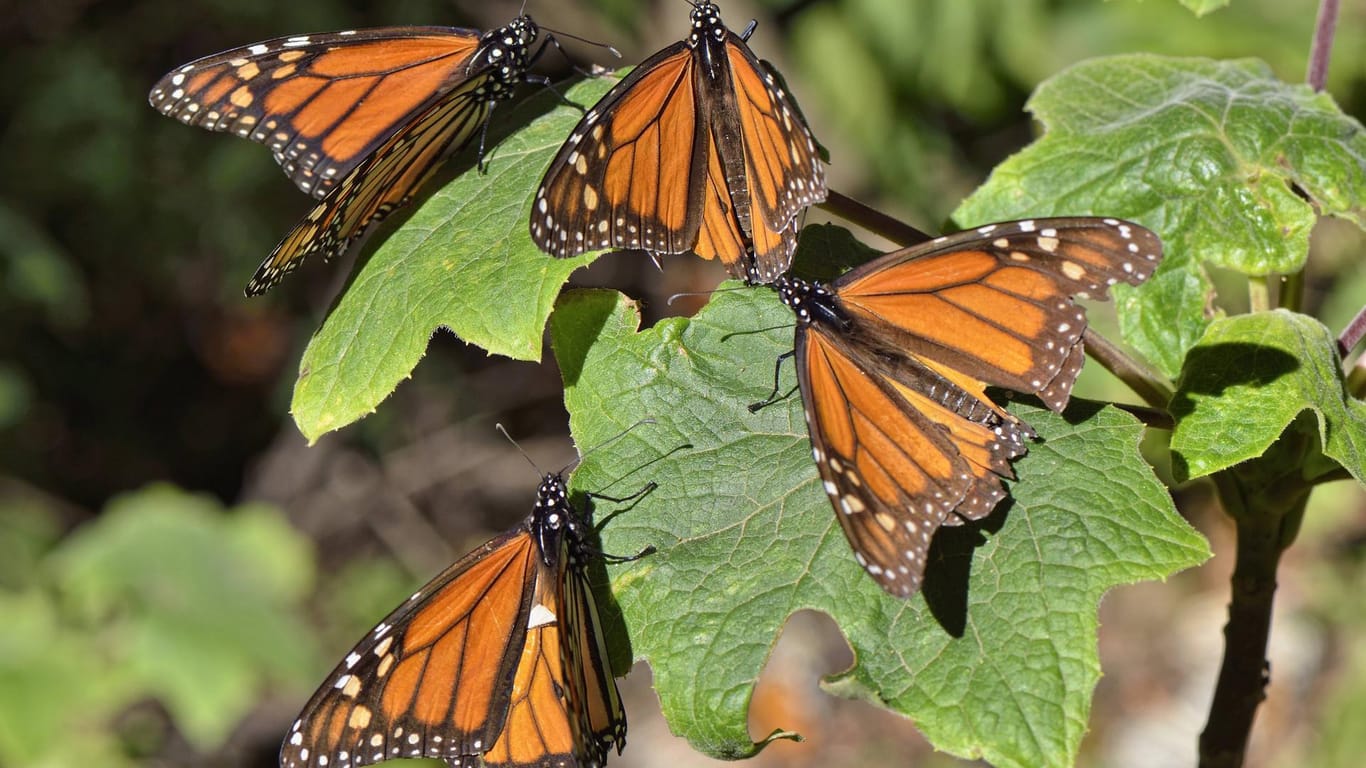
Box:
[1167,342,1300,478]
[921,500,1011,637]
[554,290,621,388]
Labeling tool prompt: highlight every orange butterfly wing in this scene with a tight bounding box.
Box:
[280,527,538,768]
[531,45,706,259]
[481,544,625,768]
[532,2,825,283]
[149,28,482,198]
[720,40,825,281]
[560,547,628,761]
[281,473,628,768]
[834,218,1163,410]
[787,217,1163,595]
[797,326,1030,596]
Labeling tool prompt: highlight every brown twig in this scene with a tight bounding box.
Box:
[819,190,935,246]
[1307,0,1340,91]
[1081,327,1173,411]
[1337,304,1366,359]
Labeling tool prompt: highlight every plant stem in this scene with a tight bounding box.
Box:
[1278,270,1305,314]
[1307,0,1340,91]
[820,190,934,246]
[1338,304,1366,358]
[1082,327,1173,410]
[1248,276,1271,313]
[1197,471,1308,768]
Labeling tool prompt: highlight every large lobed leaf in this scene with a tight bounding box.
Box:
[1170,310,1366,484]
[956,54,1366,378]
[289,77,616,441]
[553,286,1208,768]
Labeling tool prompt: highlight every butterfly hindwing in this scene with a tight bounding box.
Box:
[246,84,490,295]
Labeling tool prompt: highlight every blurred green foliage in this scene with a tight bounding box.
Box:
[0,486,315,765]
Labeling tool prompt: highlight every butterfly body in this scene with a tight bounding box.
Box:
[150,16,542,294]
[531,1,825,283]
[775,217,1162,596]
[280,473,626,768]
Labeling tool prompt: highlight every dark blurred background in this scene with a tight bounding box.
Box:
[3,1,1365,766]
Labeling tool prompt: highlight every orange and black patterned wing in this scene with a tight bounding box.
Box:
[719,37,826,282]
[478,565,580,768]
[279,525,538,768]
[833,217,1163,411]
[530,43,708,262]
[794,320,1034,596]
[532,2,826,284]
[149,27,481,198]
[246,83,490,294]
[559,547,627,763]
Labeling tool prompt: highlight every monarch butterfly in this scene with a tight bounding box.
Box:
[149,16,544,295]
[761,218,1162,597]
[281,471,646,768]
[531,1,826,285]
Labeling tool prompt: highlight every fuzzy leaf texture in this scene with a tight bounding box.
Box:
[289,77,616,441]
[956,54,1366,378]
[1170,310,1366,484]
[552,286,1208,768]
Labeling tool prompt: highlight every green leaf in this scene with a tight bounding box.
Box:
[0,591,130,767]
[956,54,1366,377]
[1179,0,1231,16]
[1169,310,1366,484]
[552,288,1207,768]
[50,485,317,750]
[290,77,615,441]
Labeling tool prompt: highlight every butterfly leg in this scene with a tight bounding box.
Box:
[586,481,657,506]
[748,351,797,413]
[585,482,658,561]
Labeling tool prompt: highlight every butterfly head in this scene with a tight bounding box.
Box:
[531,472,576,561]
[774,275,848,331]
[473,16,539,96]
[687,1,727,46]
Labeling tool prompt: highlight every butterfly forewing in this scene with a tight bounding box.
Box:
[531,45,706,259]
[721,38,825,280]
[280,528,537,768]
[834,218,1162,411]
[561,544,628,763]
[149,28,481,199]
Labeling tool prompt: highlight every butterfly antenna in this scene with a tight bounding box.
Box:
[539,25,622,59]
[666,284,749,306]
[562,418,657,474]
[496,423,545,477]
